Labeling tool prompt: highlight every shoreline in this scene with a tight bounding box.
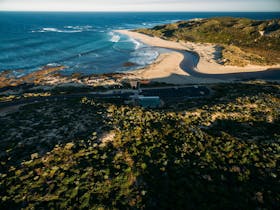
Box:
[1,29,280,89]
[116,30,280,84]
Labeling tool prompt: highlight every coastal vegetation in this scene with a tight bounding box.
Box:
[135,17,280,66]
[1,82,279,209]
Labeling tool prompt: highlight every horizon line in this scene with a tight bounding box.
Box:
[0,10,279,13]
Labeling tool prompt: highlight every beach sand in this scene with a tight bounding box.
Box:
[117,30,280,84]
[124,51,222,84]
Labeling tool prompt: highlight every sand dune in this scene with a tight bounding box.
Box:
[116,30,280,84]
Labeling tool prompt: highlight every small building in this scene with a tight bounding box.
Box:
[126,94,162,108]
[125,94,163,108]
[130,80,139,89]
[136,96,162,108]
[129,80,151,89]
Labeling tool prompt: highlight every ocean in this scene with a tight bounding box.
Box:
[0,12,279,76]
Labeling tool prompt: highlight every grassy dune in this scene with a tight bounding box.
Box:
[136,17,280,66]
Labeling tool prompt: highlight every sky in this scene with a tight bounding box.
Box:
[0,0,279,12]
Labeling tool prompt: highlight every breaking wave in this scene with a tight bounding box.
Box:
[108,32,121,43]
[31,25,94,33]
[129,48,159,66]
[130,38,142,50]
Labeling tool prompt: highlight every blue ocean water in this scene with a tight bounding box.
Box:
[0,12,279,76]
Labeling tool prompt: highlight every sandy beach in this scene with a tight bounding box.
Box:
[116,30,280,84]
[123,51,222,84]
[1,29,279,89]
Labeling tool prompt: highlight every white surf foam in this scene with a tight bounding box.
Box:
[46,63,61,67]
[31,26,95,33]
[111,35,120,42]
[41,28,59,32]
[64,25,93,31]
[130,38,142,50]
[108,32,121,43]
[129,48,159,66]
